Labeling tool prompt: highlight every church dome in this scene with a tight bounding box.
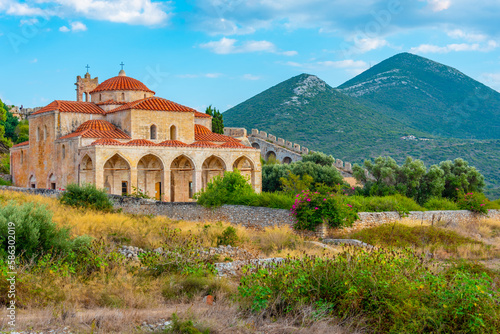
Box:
[76,120,118,132]
[91,72,155,94]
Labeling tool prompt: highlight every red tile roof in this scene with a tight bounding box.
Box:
[194,111,212,118]
[122,139,157,146]
[91,138,123,146]
[32,100,105,116]
[158,140,189,147]
[108,96,197,114]
[11,141,29,148]
[59,120,130,140]
[194,124,240,142]
[189,141,219,148]
[91,76,155,94]
[219,142,253,149]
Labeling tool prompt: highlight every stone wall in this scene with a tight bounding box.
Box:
[1,186,498,233]
[0,174,12,182]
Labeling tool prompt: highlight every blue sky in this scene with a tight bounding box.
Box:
[0,0,499,112]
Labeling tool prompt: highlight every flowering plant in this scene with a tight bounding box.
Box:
[291,186,359,231]
[456,190,488,215]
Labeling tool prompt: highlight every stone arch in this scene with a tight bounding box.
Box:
[84,92,89,102]
[150,124,157,140]
[170,125,177,140]
[251,142,260,150]
[265,150,276,161]
[48,173,56,189]
[137,154,164,200]
[103,153,131,195]
[29,175,36,188]
[202,155,226,189]
[233,156,256,190]
[79,154,94,186]
[170,155,194,202]
[282,157,292,164]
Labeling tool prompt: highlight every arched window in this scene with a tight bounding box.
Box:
[121,92,125,101]
[150,124,157,140]
[36,127,40,141]
[62,145,66,159]
[84,92,88,102]
[170,125,177,140]
[144,94,147,99]
[20,150,23,164]
[99,94,102,102]
[43,126,48,140]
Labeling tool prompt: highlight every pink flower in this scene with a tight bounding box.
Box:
[352,187,355,190]
[307,198,311,202]
[323,198,327,201]
[347,204,352,208]
[296,194,300,197]
[480,204,485,206]
[315,207,318,210]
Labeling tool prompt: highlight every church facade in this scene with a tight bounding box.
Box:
[10,70,261,202]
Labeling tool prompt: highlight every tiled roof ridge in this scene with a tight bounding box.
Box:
[90,75,155,94]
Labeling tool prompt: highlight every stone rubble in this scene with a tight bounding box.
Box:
[214,257,284,277]
[5,327,73,334]
[141,319,172,332]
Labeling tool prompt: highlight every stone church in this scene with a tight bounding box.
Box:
[10,69,261,201]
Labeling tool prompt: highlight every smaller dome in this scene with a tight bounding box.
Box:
[76,120,117,132]
[118,69,126,77]
[91,75,155,94]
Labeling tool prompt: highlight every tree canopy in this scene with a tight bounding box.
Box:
[205,105,224,134]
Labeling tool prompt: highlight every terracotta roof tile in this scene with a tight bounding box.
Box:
[219,142,254,149]
[158,140,189,147]
[32,100,105,116]
[194,111,212,118]
[194,124,240,142]
[91,76,154,94]
[59,120,131,140]
[108,96,196,114]
[11,141,29,148]
[122,139,157,146]
[91,138,123,146]
[189,141,219,148]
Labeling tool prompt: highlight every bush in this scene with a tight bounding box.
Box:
[167,313,210,334]
[216,226,239,247]
[238,249,500,333]
[0,178,11,186]
[0,202,91,259]
[424,196,459,210]
[291,187,358,231]
[485,199,500,210]
[456,191,488,215]
[60,183,113,211]
[196,171,254,208]
[346,194,425,214]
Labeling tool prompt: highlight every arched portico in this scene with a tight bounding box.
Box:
[202,155,226,189]
[137,154,164,200]
[103,154,131,195]
[233,156,256,190]
[170,155,194,202]
[79,155,95,186]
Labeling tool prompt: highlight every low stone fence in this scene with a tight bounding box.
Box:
[1,186,498,234]
[0,174,12,183]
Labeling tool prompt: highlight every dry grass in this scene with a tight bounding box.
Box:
[2,299,362,334]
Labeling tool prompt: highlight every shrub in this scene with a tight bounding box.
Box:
[216,226,239,246]
[167,313,210,334]
[456,191,488,215]
[195,171,254,208]
[60,183,113,211]
[291,187,358,231]
[0,178,11,186]
[346,194,425,213]
[0,202,91,259]
[424,196,459,210]
[485,199,500,210]
[238,250,500,333]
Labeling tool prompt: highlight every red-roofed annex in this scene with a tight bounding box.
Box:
[10,69,261,201]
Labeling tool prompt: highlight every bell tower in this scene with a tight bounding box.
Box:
[75,65,98,102]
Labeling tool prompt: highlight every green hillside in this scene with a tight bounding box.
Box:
[338,52,500,139]
[223,57,500,198]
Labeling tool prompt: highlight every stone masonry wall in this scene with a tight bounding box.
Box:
[1,186,498,233]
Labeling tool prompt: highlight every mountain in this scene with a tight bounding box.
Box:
[338,53,500,139]
[223,56,500,198]
[223,73,427,158]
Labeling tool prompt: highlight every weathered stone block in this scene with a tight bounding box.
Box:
[252,129,259,136]
[344,162,352,173]
[293,143,301,152]
[268,135,277,143]
[277,138,285,146]
[286,141,293,149]
[301,147,309,155]
[259,131,267,139]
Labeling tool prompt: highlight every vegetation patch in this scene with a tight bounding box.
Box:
[60,183,114,211]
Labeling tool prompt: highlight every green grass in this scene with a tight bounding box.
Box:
[423,197,459,210]
[346,194,425,213]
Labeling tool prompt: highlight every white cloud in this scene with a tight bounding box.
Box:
[426,0,452,12]
[0,0,171,26]
[200,37,296,55]
[59,21,87,32]
[242,74,261,80]
[410,40,498,53]
[20,18,39,26]
[447,29,486,42]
